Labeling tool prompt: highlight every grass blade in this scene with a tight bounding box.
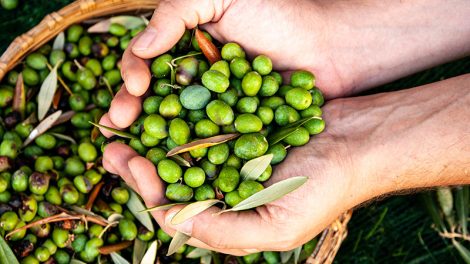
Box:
[23,110,62,147]
[110,252,131,264]
[52,32,65,50]
[89,122,137,139]
[166,134,239,157]
[132,239,147,264]
[141,240,158,264]
[141,203,187,213]
[171,199,224,225]
[240,154,273,181]
[280,250,294,263]
[167,231,190,256]
[37,63,60,120]
[221,176,308,213]
[201,255,212,264]
[0,234,20,264]
[437,187,453,217]
[127,190,154,232]
[186,248,211,259]
[294,246,302,264]
[421,193,447,232]
[455,186,468,236]
[452,240,470,264]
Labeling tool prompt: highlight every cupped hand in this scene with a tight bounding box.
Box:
[101,98,366,255]
[103,0,346,131]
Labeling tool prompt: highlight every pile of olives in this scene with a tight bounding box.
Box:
[0,18,321,264]
[123,35,325,206]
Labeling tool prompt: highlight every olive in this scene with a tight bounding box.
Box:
[221,42,246,61]
[218,166,240,193]
[201,70,230,93]
[146,147,167,165]
[166,183,193,202]
[238,180,264,199]
[291,70,315,90]
[283,127,310,146]
[157,159,182,183]
[194,184,216,201]
[179,85,211,110]
[286,87,313,110]
[195,119,220,138]
[234,133,269,160]
[111,187,130,204]
[206,100,234,126]
[151,54,173,78]
[242,71,263,96]
[184,167,206,188]
[224,190,243,207]
[208,143,230,165]
[234,113,263,133]
[159,94,182,119]
[169,118,191,145]
[304,118,325,135]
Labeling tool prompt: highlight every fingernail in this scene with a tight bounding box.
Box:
[133,27,158,51]
[165,212,193,236]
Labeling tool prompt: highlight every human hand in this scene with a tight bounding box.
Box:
[101,97,363,255]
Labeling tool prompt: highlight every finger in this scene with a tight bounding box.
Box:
[122,37,152,97]
[163,205,286,251]
[102,142,140,192]
[131,0,232,58]
[98,113,122,138]
[108,85,142,128]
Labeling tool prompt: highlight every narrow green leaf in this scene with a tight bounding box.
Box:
[437,187,453,216]
[421,193,447,232]
[170,154,192,167]
[452,240,470,264]
[50,132,76,144]
[221,176,308,213]
[127,190,154,232]
[132,239,147,264]
[140,240,158,264]
[0,235,20,264]
[89,122,137,139]
[285,116,321,129]
[110,252,131,264]
[280,250,294,264]
[70,259,87,264]
[23,110,62,147]
[456,186,468,236]
[167,231,190,256]
[186,248,211,259]
[166,134,239,157]
[141,203,187,213]
[294,246,302,264]
[240,154,273,181]
[38,63,60,120]
[268,127,299,145]
[88,16,145,33]
[171,199,224,225]
[201,255,212,264]
[52,32,65,50]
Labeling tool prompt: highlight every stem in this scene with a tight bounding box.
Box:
[170,52,202,67]
[439,231,470,242]
[101,77,115,97]
[86,181,105,211]
[47,62,72,95]
[99,241,133,255]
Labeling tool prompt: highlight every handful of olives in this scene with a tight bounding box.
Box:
[117,31,326,207]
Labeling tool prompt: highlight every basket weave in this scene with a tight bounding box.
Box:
[0,1,352,262]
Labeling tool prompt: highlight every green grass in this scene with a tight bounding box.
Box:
[1,1,470,263]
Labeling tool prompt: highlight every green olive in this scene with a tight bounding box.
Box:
[119,218,138,240]
[210,60,230,78]
[179,85,212,110]
[206,100,234,126]
[286,87,313,110]
[224,190,243,207]
[283,127,310,146]
[218,166,240,193]
[275,105,300,126]
[52,227,70,248]
[234,133,269,160]
[235,113,263,133]
[194,184,216,201]
[146,147,167,165]
[208,143,230,165]
[252,55,272,75]
[159,94,182,119]
[303,118,325,135]
[165,183,194,202]
[109,23,128,36]
[202,70,230,93]
[143,96,164,114]
[151,54,173,78]
[157,159,182,183]
[78,142,97,162]
[236,96,259,113]
[221,42,246,61]
[259,75,279,96]
[195,119,220,138]
[242,71,263,96]
[144,114,168,139]
[301,105,322,117]
[183,167,206,188]
[26,53,48,70]
[291,70,315,90]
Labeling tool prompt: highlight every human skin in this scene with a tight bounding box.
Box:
[100,0,470,255]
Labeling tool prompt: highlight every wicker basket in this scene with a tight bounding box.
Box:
[0,0,352,262]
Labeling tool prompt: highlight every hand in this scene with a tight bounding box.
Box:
[102,98,362,255]
[103,74,470,255]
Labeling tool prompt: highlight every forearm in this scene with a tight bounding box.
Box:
[319,0,470,96]
[325,74,470,203]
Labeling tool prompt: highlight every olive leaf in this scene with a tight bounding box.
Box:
[127,190,154,232]
[452,239,470,264]
[141,203,187,213]
[268,116,321,145]
[70,259,87,264]
[240,154,273,181]
[171,199,225,225]
[38,62,60,120]
[201,255,212,264]
[0,234,20,264]
[268,127,299,145]
[132,239,147,264]
[167,231,191,256]
[170,154,192,167]
[52,32,65,50]
[219,176,308,213]
[280,250,294,264]
[13,73,26,118]
[140,240,158,264]
[50,132,77,144]
[294,246,302,264]
[23,110,62,147]
[88,16,146,33]
[110,252,131,264]
[89,122,137,139]
[186,248,211,259]
[167,134,240,157]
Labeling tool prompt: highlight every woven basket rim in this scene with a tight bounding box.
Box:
[0,1,352,263]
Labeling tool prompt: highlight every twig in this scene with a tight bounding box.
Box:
[439,231,470,242]
[98,241,133,255]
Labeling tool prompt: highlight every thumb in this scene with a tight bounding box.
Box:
[131,0,232,58]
